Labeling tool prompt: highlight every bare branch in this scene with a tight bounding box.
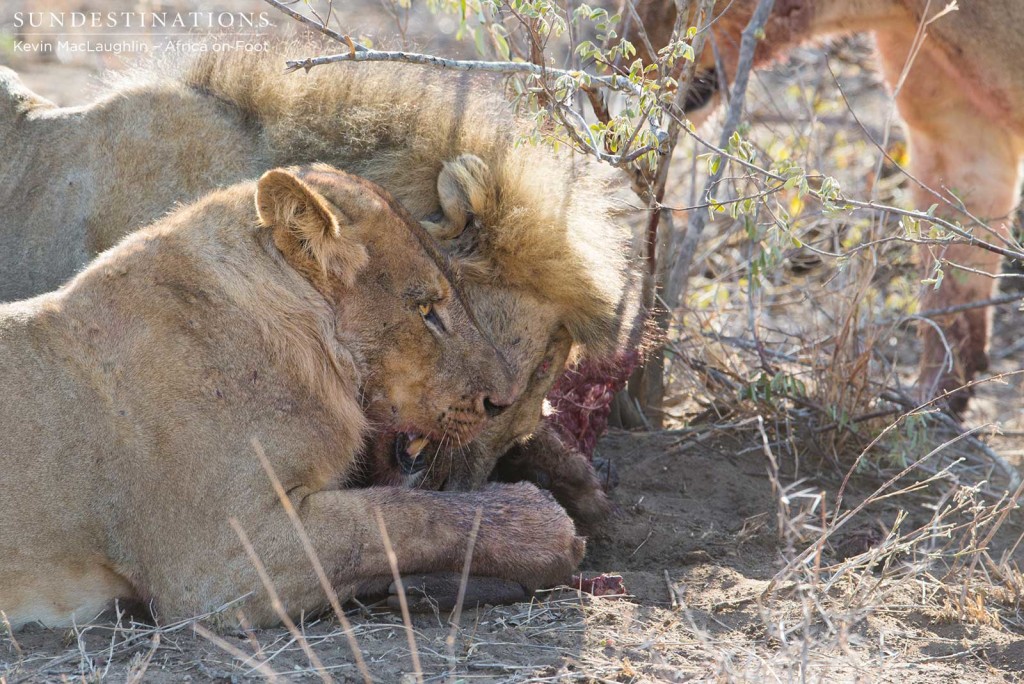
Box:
[665,0,777,309]
[889,291,1024,324]
[284,49,631,90]
[261,0,369,50]
[841,198,1024,262]
[280,45,669,164]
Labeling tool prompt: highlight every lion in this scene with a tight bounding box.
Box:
[624,0,1024,414]
[0,47,635,528]
[0,162,586,630]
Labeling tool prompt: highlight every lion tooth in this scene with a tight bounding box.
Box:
[406,437,429,459]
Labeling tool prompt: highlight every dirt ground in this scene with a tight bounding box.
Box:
[4,3,1024,683]
[5,429,1024,682]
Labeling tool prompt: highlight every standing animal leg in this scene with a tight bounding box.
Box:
[874,31,1024,414]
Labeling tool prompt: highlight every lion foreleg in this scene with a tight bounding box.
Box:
[172,483,583,627]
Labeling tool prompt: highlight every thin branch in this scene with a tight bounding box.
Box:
[842,199,1024,262]
[824,57,1009,246]
[668,119,1024,267]
[943,261,1024,281]
[620,0,658,67]
[278,46,669,161]
[664,0,777,309]
[261,0,369,50]
[666,101,1024,267]
[283,49,637,93]
[445,508,484,682]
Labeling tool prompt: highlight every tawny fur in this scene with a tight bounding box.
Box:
[177,50,631,356]
[0,46,638,492]
[628,0,1024,413]
[0,164,584,630]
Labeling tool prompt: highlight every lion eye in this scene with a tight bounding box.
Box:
[418,303,432,317]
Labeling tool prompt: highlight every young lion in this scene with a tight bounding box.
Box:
[627,0,1024,413]
[0,164,583,630]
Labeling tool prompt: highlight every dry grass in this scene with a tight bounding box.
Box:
[5,429,1024,682]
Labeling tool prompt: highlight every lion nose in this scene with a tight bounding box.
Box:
[481,396,512,418]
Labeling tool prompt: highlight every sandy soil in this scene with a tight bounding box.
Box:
[4,429,1024,682]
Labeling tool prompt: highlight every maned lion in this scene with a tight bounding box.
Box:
[0,47,636,527]
[0,163,584,630]
[626,0,1024,414]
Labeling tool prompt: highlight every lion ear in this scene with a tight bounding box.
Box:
[421,154,497,240]
[256,169,366,288]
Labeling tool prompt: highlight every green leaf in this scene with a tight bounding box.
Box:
[472,26,486,56]
[493,32,510,60]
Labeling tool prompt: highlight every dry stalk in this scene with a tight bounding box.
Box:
[0,612,22,660]
[445,507,484,683]
[373,509,425,684]
[193,624,282,682]
[250,438,373,684]
[123,633,159,684]
[228,518,333,682]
